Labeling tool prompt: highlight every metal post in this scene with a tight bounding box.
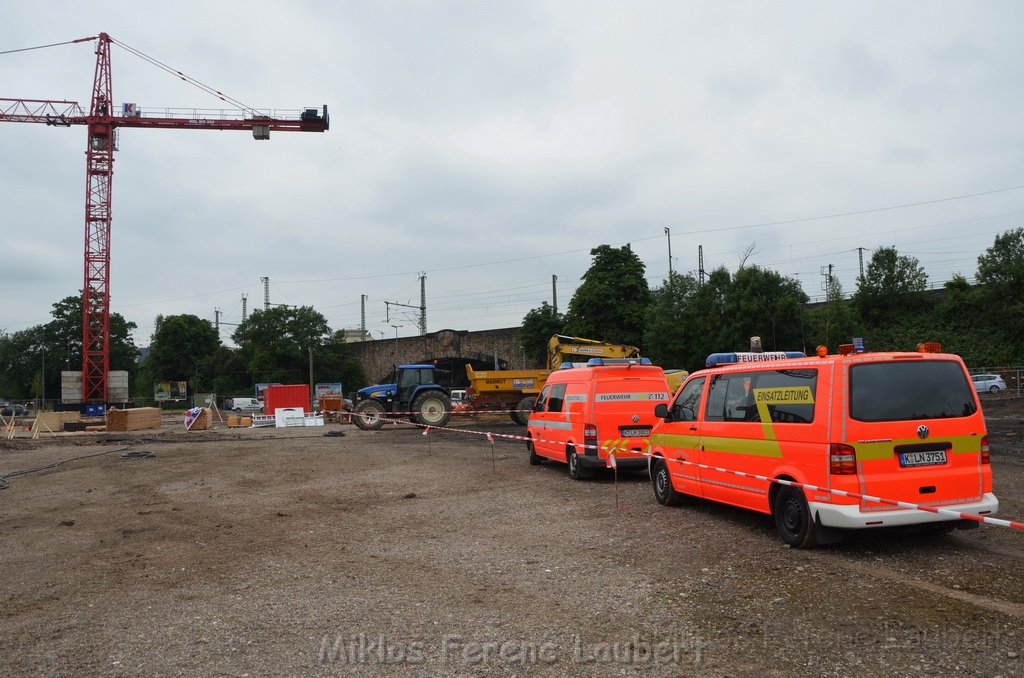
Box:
[419,273,427,336]
[552,274,558,313]
[665,227,673,276]
[308,346,314,411]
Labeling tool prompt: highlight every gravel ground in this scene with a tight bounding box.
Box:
[1,399,1022,677]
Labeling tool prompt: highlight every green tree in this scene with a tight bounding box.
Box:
[853,246,929,323]
[563,244,651,347]
[140,314,221,393]
[976,227,1024,291]
[231,306,332,384]
[0,294,137,401]
[0,327,45,400]
[44,294,138,377]
[520,302,563,366]
[974,228,1024,361]
[643,272,700,368]
[720,265,808,352]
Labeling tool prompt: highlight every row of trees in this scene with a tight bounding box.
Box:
[0,301,364,403]
[521,229,1024,371]
[3,229,1021,402]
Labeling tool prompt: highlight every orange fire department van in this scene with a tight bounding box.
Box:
[526,358,670,479]
[647,340,998,547]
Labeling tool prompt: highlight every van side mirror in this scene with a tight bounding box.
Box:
[654,403,669,420]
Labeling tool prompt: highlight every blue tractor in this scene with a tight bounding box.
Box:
[351,364,452,431]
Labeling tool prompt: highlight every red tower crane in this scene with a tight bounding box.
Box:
[0,33,328,403]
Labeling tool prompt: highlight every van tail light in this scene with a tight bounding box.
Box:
[584,424,598,455]
[829,443,857,475]
[981,435,990,464]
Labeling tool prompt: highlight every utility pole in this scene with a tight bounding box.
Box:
[820,264,835,348]
[261,276,270,310]
[214,307,221,333]
[698,245,705,286]
[419,272,427,336]
[360,292,368,335]
[665,227,673,276]
[552,274,558,313]
[856,247,867,281]
[241,294,248,323]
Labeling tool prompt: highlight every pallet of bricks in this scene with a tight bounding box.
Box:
[106,407,162,432]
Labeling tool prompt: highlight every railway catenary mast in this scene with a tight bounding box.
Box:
[0,33,328,403]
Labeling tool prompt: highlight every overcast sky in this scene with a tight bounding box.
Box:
[2,1,1023,347]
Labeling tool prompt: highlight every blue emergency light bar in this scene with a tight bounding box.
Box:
[705,351,806,368]
[560,357,653,369]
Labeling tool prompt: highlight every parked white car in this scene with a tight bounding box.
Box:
[225,397,264,413]
[972,374,1007,393]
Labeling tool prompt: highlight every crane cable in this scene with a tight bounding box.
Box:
[0,36,96,56]
[108,36,262,118]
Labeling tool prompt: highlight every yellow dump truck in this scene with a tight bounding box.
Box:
[464,335,642,424]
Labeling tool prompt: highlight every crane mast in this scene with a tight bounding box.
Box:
[0,32,329,403]
[83,33,115,403]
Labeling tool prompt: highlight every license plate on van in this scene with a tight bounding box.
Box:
[898,449,947,467]
[619,427,650,437]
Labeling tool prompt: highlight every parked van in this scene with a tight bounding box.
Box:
[527,358,670,479]
[225,397,263,413]
[648,340,998,547]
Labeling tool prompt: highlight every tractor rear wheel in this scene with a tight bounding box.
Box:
[353,400,386,431]
[411,391,452,428]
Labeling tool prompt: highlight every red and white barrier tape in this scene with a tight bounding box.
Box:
[361,413,1024,531]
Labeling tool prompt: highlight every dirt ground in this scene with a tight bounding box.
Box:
[1,399,1022,677]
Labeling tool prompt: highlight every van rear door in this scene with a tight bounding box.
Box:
[847,357,986,513]
[593,371,669,461]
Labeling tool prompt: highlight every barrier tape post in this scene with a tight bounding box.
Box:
[610,451,619,509]
[488,432,496,474]
[423,426,431,454]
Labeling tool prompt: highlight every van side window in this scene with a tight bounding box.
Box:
[547,383,567,413]
[755,369,817,424]
[706,375,756,422]
[672,376,705,421]
[704,369,817,423]
[535,386,551,412]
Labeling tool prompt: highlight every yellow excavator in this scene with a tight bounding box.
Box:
[465,335,655,424]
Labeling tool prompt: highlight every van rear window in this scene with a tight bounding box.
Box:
[850,360,977,422]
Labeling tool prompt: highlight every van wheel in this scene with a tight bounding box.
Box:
[527,436,542,465]
[652,458,681,506]
[773,485,817,548]
[512,396,534,425]
[234,407,242,413]
[567,447,586,480]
